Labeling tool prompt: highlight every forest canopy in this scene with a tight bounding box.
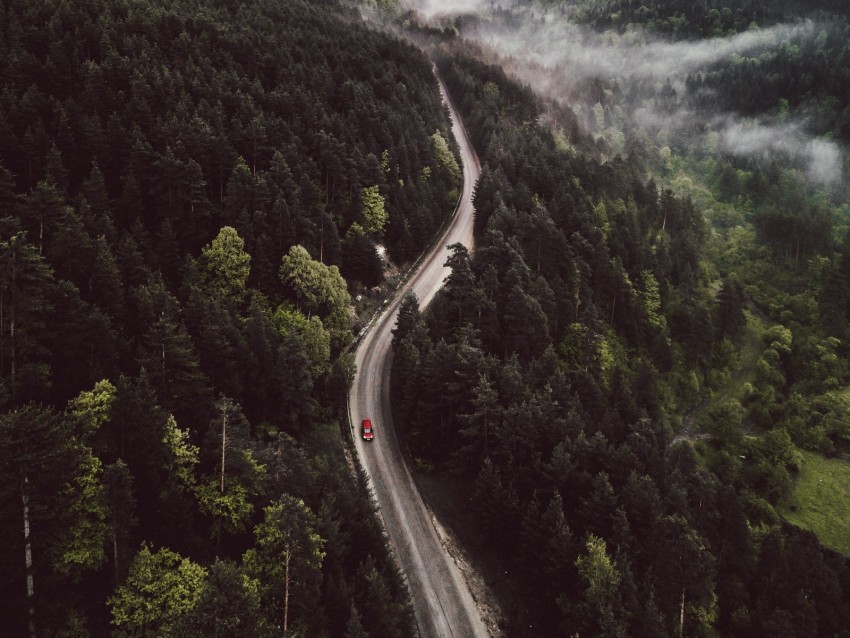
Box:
[390,0,850,633]
[0,0,462,634]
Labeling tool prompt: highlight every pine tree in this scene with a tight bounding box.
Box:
[244,495,326,636]
[90,235,124,318]
[0,404,85,637]
[716,275,747,341]
[0,231,55,407]
[103,460,137,585]
[138,308,209,424]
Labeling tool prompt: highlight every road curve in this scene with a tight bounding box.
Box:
[349,72,485,637]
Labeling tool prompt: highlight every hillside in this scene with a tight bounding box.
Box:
[0,0,461,635]
[390,1,850,635]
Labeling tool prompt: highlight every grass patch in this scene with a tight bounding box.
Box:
[781,450,850,557]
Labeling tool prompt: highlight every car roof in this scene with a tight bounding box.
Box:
[362,418,372,426]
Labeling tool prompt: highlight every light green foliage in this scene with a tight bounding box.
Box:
[751,324,792,405]
[0,404,99,613]
[244,495,326,631]
[346,221,366,239]
[763,324,792,354]
[196,480,254,536]
[778,392,825,451]
[172,560,271,638]
[611,256,636,302]
[639,270,667,333]
[279,245,352,349]
[559,322,614,379]
[199,226,251,299]
[576,534,621,601]
[592,102,605,131]
[482,81,500,101]
[219,445,268,501]
[754,428,802,472]
[603,123,626,155]
[669,174,699,200]
[363,0,400,15]
[11,388,115,581]
[593,200,610,236]
[815,389,850,448]
[162,414,199,492]
[68,379,116,439]
[361,185,387,235]
[553,128,575,153]
[575,534,627,638]
[431,131,461,183]
[273,305,331,377]
[249,497,326,573]
[807,337,846,391]
[745,429,802,504]
[52,445,107,580]
[109,545,207,637]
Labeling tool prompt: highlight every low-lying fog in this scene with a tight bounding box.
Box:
[411,0,845,186]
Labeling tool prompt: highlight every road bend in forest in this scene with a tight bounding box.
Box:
[349,73,485,637]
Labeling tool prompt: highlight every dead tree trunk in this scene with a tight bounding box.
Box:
[220,409,227,494]
[283,545,292,636]
[22,473,36,638]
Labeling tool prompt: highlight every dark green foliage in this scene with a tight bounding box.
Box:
[687,20,850,146]
[576,0,850,38]
[355,554,415,638]
[0,404,89,635]
[0,230,56,407]
[341,224,384,288]
[0,0,435,633]
[821,231,850,330]
[103,460,137,586]
[388,43,850,636]
[716,275,747,341]
[753,202,834,265]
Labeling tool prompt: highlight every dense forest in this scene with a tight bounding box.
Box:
[390,2,850,635]
[571,0,850,145]
[572,0,850,37]
[4,0,850,635]
[0,0,464,635]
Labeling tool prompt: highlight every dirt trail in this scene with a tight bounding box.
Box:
[674,302,768,444]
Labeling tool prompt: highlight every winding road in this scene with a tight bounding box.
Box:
[348,72,487,637]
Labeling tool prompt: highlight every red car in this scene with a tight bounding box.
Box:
[361,418,374,441]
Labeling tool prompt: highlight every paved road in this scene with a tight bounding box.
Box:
[348,72,486,637]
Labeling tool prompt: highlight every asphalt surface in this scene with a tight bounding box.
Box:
[348,72,486,637]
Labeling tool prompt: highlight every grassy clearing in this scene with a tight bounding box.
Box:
[782,450,850,557]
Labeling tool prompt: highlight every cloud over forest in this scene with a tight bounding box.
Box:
[413,1,844,184]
